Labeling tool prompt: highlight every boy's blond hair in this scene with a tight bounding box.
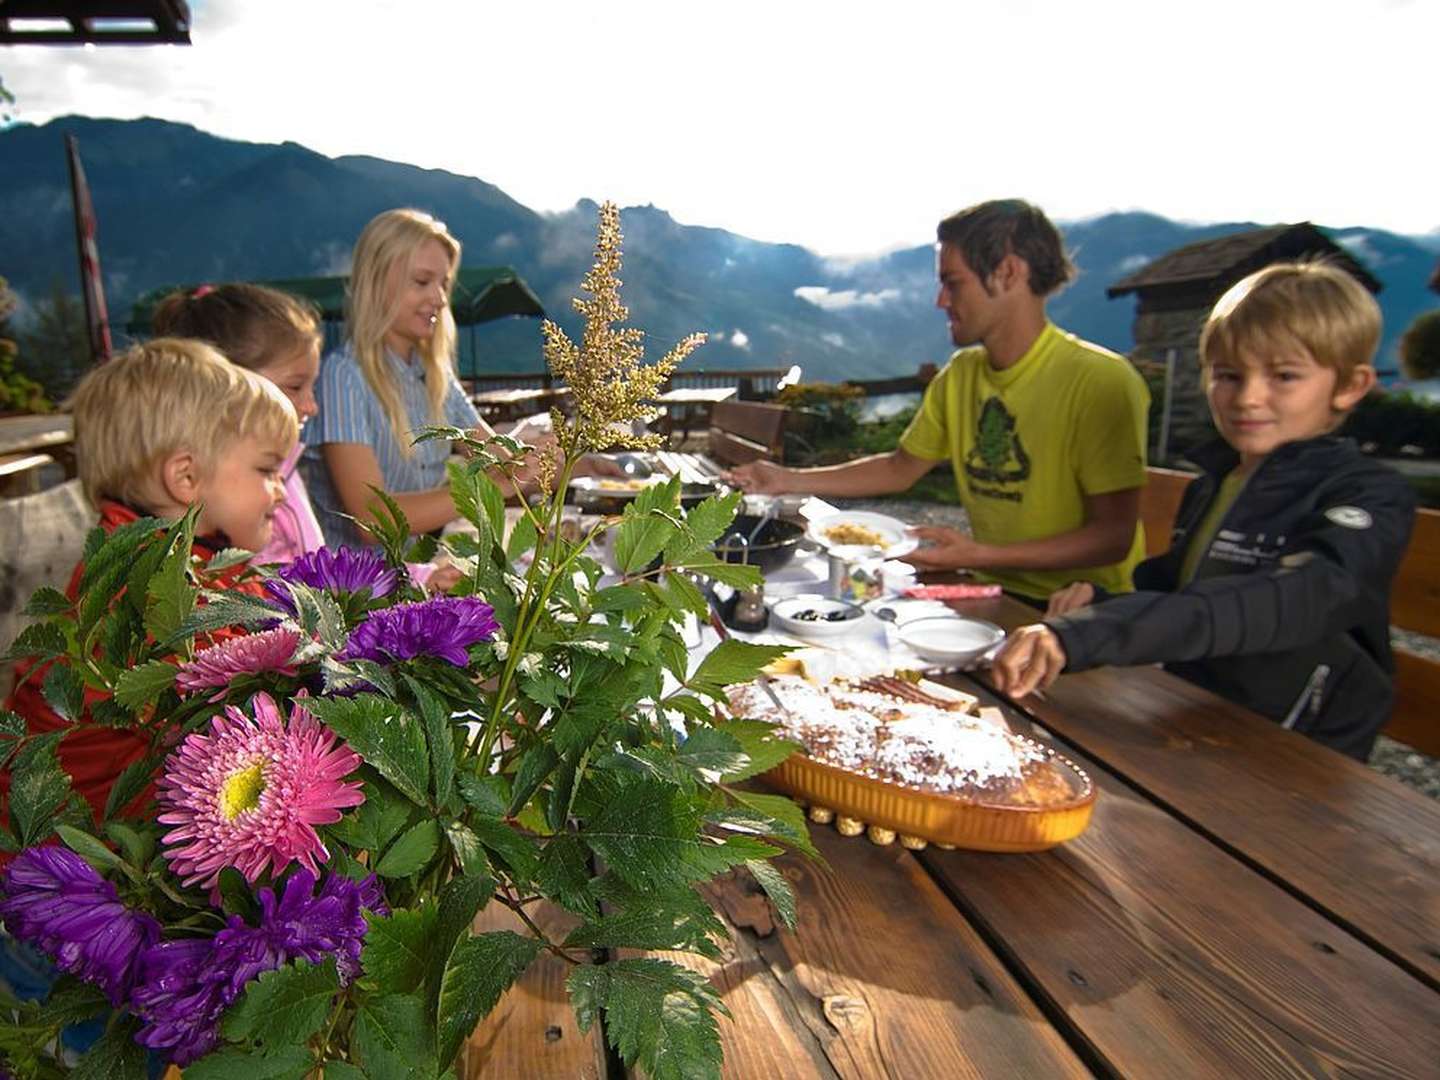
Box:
[1200,260,1381,388]
[68,338,298,511]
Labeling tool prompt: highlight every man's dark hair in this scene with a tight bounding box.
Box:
[936,199,1076,297]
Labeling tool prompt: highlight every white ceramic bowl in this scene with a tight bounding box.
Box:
[770,593,867,640]
[896,615,1005,666]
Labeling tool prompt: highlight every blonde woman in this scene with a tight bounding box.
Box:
[304,209,546,548]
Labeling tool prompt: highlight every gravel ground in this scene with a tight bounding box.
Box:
[832,496,1440,801]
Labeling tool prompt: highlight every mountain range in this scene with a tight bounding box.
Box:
[3,116,1437,382]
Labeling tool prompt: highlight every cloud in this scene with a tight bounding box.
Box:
[821,332,846,348]
[1335,232,1385,267]
[729,329,750,350]
[1116,254,1151,274]
[793,286,901,312]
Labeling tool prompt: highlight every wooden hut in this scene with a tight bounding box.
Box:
[1107,223,1381,458]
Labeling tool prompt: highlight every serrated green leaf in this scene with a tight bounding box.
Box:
[305,695,430,807]
[405,531,440,564]
[676,551,764,591]
[506,742,559,816]
[444,820,490,877]
[591,584,648,613]
[457,773,509,817]
[54,824,122,871]
[745,858,798,931]
[563,896,725,960]
[41,661,85,723]
[376,818,441,878]
[30,978,110,1029]
[711,719,801,781]
[103,820,156,868]
[506,512,538,562]
[0,709,25,740]
[535,833,594,915]
[430,873,496,993]
[403,675,455,807]
[2,620,68,664]
[435,931,543,1066]
[144,521,197,641]
[687,640,791,702]
[668,490,743,559]
[469,815,539,883]
[103,753,160,820]
[168,593,286,645]
[203,546,255,572]
[9,733,72,845]
[354,992,435,1080]
[676,728,749,783]
[22,586,71,617]
[567,957,726,1080]
[613,506,679,575]
[183,1047,314,1080]
[362,907,437,994]
[218,866,261,922]
[113,658,178,709]
[68,1016,149,1080]
[221,957,338,1046]
[724,790,818,858]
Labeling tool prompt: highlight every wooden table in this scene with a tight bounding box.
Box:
[466,587,1440,1077]
[472,387,564,425]
[653,386,737,448]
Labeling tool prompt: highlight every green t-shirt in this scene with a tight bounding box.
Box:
[899,322,1150,599]
[1178,468,1249,586]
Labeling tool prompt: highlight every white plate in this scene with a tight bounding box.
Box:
[770,593,868,641]
[896,615,1005,666]
[806,511,919,559]
[568,475,664,495]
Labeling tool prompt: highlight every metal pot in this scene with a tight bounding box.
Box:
[711,515,805,575]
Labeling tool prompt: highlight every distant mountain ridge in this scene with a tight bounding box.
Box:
[2,116,1435,379]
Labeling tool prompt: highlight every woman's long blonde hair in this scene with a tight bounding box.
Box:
[346,208,461,456]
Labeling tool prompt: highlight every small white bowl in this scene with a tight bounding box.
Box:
[771,593,867,640]
[896,615,1005,666]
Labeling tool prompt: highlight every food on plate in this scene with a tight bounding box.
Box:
[726,675,1075,807]
[823,521,888,548]
[596,478,646,492]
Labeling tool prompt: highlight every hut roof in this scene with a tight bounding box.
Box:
[0,1,189,44]
[1106,222,1381,299]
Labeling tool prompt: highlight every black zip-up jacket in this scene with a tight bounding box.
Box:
[1048,436,1416,760]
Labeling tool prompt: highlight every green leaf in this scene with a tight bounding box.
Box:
[457,773,509,817]
[184,1047,315,1080]
[103,820,155,868]
[535,833,594,915]
[113,658,178,710]
[68,1016,149,1080]
[103,754,160,820]
[0,708,24,742]
[435,931,543,1066]
[613,506,679,575]
[580,776,780,893]
[444,820,490,878]
[354,992,435,1080]
[22,586,71,617]
[30,978,111,1029]
[202,546,255,571]
[668,490,743,559]
[376,818,441,878]
[711,719,801,781]
[506,742,559,816]
[54,824,122,871]
[746,858,798,931]
[660,572,709,618]
[41,662,85,723]
[2,620,68,664]
[675,550,764,591]
[506,512,538,562]
[9,733,72,845]
[590,584,648,613]
[430,872,497,993]
[563,896,725,960]
[403,675,455,807]
[221,957,338,1046]
[145,521,197,641]
[724,790,818,858]
[362,907,437,995]
[218,866,261,922]
[168,592,288,645]
[469,815,540,883]
[305,694,430,807]
[676,728,749,783]
[567,957,726,1080]
[687,640,791,702]
[330,777,418,853]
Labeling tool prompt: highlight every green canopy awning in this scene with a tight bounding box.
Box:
[125,266,545,335]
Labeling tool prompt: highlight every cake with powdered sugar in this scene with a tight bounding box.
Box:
[727,674,1076,808]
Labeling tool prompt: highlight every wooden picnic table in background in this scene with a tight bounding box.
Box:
[653,386,737,448]
[464,580,1440,1077]
[472,387,567,426]
[0,414,75,495]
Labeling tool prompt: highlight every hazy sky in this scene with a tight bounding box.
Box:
[2,0,1434,255]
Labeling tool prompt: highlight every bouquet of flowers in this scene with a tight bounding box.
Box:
[0,204,810,1079]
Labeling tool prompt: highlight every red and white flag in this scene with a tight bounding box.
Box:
[66,134,112,364]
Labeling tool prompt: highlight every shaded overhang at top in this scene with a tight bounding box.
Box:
[0,1,191,45]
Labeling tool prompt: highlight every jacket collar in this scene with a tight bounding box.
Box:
[1186,434,1357,481]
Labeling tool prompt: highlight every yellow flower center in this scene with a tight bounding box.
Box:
[218,760,267,820]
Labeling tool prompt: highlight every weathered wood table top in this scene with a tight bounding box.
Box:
[469,586,1440,1078]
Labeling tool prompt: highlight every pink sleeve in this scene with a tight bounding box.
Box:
[254,447,326,565]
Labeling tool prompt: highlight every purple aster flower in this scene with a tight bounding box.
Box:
[130,869,386,1066]
[338,595,498,666]
[267,547,399,614]
[0,846,160,1006]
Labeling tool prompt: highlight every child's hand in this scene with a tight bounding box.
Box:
[1044,582,1095,618]
[989,624,1068,699]
[426,563,465,594]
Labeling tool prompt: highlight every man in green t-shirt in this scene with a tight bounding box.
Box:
[727,199,1149,601]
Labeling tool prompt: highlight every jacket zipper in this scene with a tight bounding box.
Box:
[1280,664,1330,730]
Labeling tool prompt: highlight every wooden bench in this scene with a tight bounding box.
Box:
[707,401,788,466]
[1139,465,1440,757]
[0,452,56,497]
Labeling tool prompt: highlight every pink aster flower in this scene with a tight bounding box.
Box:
[175,627,301,695]
[156,692,365,890]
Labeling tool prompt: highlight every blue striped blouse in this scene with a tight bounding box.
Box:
[301,345,479,548]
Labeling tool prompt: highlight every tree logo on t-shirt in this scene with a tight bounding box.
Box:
[966,395,1029,492]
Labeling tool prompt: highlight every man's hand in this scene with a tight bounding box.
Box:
[724,460,791,494]
[1044,581,1095,618]
[905,525,984,570]
[989,624,1068,699]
